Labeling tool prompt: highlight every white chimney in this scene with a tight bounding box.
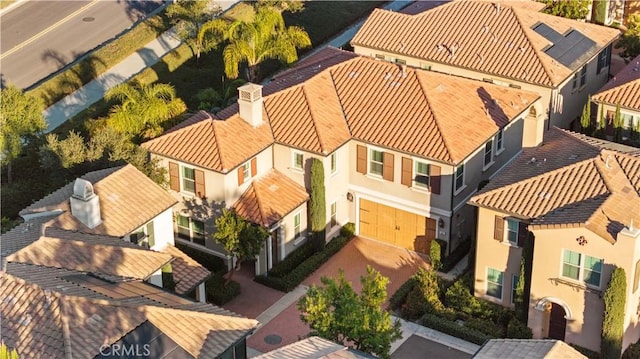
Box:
[238,83,263,127]
[70,178,102,229]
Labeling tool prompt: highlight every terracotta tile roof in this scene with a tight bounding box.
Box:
[6,233,173,280]
[19,165,177,238]
[592,54,640,111]
[159,244,211,295]
[143,111,274,173]
[0,216,54,267]
[352,1,619,87]
[473,339,586,358]
[470,127,640,242]
[0,273,257,359]
[234,169,309,227]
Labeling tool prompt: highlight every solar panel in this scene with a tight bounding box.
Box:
[532,24,597,70]
[532,23,564,44]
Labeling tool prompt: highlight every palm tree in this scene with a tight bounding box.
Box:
[194,77,246,112]
[199,6,311,82]
[105,81,186,141]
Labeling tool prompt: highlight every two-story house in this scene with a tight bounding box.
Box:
[592,54,640,140]
[12,164,210,300]
[144,48,543,273]
[351,0,620,129]
[469,127,640,353]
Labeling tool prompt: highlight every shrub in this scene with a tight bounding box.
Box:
[506,317,532,339]
[390,277,417,310]
[402,286,429,320]
[340,222,355,238]
[430,239,442,270]
[420,313,494,345]
[444,278,481,316]
[571,344,600,359]
[623,342,640,359]
[175,243,228,273]
[602,267,627,359]
[268,240,316,278]
[464,317,505,338]
[205,273,241,305]
[440,238,471,273]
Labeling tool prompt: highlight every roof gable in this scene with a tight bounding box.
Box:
[592,54,640,111]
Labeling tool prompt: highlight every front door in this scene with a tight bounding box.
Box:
[548,303,567,340]
[270,230,280,268]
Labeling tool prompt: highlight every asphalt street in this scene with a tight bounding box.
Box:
[0,0,164,89]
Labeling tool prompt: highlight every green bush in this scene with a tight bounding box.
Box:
[268,240,316,278]
[402,286,429,320]
[506,317,532,339]
[464,317,505,337]
[340,222,355,238]
[430,239,442,270]
[205,273,241,305]
[441,238,471,273]
[571,344,600,359]
[390,277,417,310]
[175,243,228,273]
[420,313,494,345]
[623,342,640,359]
[444,277,480,316]
[602,267,627,359]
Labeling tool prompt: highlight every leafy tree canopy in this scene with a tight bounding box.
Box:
[540,0,590,19]
[298,266,402,359]
[253,0,304,13]
[166,0,222,59]
[616,14,640,60]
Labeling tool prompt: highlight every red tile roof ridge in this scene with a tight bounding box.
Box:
[594,54,640,95]
[414,73,454,163]
[511,7,556,87]
[301,84,328,154]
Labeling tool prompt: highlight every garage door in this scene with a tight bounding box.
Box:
[359,199,436,254]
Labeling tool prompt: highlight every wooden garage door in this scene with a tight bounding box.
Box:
[359,199,436,254]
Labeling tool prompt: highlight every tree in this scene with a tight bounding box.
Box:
[0,85,47,184]
[580,97,591,134]
[540,0,590,19]
[616,14,640,60]
[613,103,624,142]
[0,342,19,359]
[601,267,626,359]
[213,208,270,282]
[194,77,246,112]
[429,240,441,270]
[254,0,304,13]
[201,6,311,81]
[166,0,222,60]
[298,266,402,359]
[309,158,326,250]
[597,105,606,138]
[105,81,186,141]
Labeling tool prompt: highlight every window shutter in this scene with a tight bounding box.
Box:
[237,166,244,186]
[634,259,640,293]
[430,165,441,194]
[517,222,528,247]
[146,222,155,248]
[356,145,367,174]
[195,169,205,198]
[169,162,180,192]
[494,216,504,241]
[401,157,412,186]
[383,152,394,181]
[251,157,257,176]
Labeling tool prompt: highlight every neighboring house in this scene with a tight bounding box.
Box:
[351,0,620,129]
[0,271,257,358]
[143,47,543,274]
[591,54,640,140]
[589,0,640,26]
[469,127,640,353]
[472,339,586,359]
[12,164,210,300]
[254,336,374,359]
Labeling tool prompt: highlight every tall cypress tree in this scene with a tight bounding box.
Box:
[601,267,626,359]
[309,158,326,250]
[580,97,591,134]
[613,103,624,142]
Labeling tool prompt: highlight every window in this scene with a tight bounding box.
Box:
[483,140,493,168]
[561,249,603,287]
[506,219,519,245]
[395,59,406,65]
[421,63,432,71]
[495,129,504,153]
[512,275,519,304]
[330,202,337,228]
[597,46,611,74]
[572,72,578,89]
[294,213,301,239]
[369,149,384,177]
[455,164,465,192]
[414,161,430,189]
[130,222,155,248]
[375,54,385,60]
[182,167,195,194]
[293,152,304,170]
[330,153,337,174]
[622,113,635,129]
[580,65,587,87]
[487,268,504,299]
[242,162,251,181]
[177,215,205,246]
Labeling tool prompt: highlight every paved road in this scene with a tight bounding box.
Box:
[0,0,164,89]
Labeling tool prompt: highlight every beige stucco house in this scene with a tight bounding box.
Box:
[351,0,620,130]
[592,53,640,141]
[143,48,544,274]
[469,127,640,353]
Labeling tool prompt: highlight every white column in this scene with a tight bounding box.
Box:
[196,282,206,303]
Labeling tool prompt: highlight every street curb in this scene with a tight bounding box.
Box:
[0,0,27,16]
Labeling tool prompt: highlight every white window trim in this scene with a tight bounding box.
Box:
[485,267,504,301]
[367,147,385,178]
[560,249,603,289]
[503,218,519,247]
[180,165,196,195]
[454,164,466,195]
[291,151,304,172]
[241,161,252,183]
[176,215,205,246]
[330,201,338,228]
[330,152,338,176]
[292,211,304,245]
[495,129,505,155]
[483,140,494,171]
[412,159,431,192]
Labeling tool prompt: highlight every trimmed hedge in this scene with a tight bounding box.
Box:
[390,277,417,310]
[205,273,241,305]
[255,234,353,292]
[340,222,355,238]
[571,344,600,359]
[268,240,316,278]
[420,313,494,345]
[175,242,227,273]
[506,317,532,339]
[441,238,471,273]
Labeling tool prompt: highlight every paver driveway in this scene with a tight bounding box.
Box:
[247,236,431,353]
